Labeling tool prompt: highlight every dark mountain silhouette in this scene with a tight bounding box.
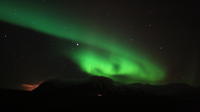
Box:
[0,76,200,110]
[30,76,200,97]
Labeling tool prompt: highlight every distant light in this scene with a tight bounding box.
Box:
[97,94,102,96]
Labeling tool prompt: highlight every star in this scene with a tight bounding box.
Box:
[145,24,152,28]
[76,43,79,46]
[159,46,164,50]
[0,34,7,40]
[129,38,135,41]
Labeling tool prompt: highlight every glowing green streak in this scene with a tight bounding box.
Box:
[0,1,165,84]
[71,48,164,84]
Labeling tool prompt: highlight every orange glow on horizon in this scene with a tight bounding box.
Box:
[21,81,43,91]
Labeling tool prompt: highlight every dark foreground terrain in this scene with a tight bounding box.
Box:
[0,77,200,111]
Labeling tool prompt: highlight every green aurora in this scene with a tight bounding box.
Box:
[0,1,165,84]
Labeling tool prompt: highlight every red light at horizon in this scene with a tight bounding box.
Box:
[21,81,43,91]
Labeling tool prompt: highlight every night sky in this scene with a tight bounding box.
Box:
[0,0,199,90]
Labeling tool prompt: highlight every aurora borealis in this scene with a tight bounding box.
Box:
[0,0,198,90]
[70,48,164,84]
[0,0,165,84]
